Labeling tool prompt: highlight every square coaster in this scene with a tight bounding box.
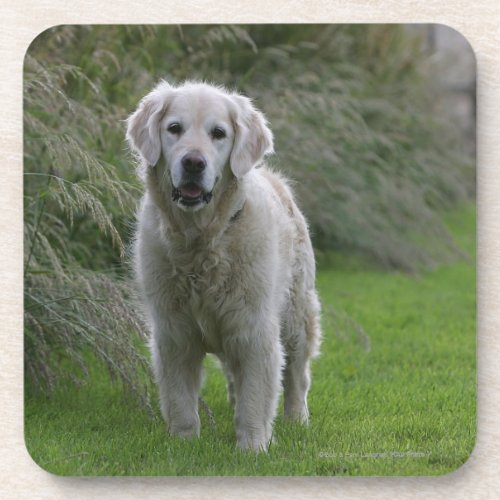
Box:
[23,24,475,476]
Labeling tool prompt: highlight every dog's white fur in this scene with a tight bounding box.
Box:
[127,81,321,451]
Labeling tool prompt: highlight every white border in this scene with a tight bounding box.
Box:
[2,1,498,498]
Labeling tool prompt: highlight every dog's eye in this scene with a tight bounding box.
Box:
[167,122,182,135]
[211,127,226,140]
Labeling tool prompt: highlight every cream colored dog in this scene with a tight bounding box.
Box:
[126,81,321,451]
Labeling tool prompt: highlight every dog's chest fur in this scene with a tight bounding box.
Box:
[160,228,252,353]
[137,172,296,355]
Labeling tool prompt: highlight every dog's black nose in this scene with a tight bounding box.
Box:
[182,153,206,174]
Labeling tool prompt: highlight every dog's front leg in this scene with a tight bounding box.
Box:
[151,333,205,438]
[226,327,284,452]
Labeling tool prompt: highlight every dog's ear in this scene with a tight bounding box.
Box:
[126,82,172,166]
[229,94,274,178]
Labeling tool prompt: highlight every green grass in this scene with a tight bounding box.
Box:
[24,205,475,476]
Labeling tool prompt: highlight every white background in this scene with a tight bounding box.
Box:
[1,1,498,497]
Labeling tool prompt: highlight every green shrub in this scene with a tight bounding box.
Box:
[24,52,150,401]
[24,25,474,394]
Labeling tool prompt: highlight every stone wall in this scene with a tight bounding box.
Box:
[426,24,476,157]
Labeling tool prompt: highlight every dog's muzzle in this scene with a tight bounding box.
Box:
[172,183,214,207]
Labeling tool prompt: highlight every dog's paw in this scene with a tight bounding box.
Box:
[169,421,200,439]
[236,431,269,453]
[284,405,309,425]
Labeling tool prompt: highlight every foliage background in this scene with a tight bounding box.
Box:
[23,25,474,414]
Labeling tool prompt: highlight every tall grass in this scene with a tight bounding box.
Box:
[24,25,474,395]
[24,52,150,403]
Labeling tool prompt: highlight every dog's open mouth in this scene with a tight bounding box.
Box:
[172,183,213,206]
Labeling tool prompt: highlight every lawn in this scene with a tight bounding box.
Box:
[24,206,476,476]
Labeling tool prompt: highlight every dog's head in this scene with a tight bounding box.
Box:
[126,81,274,211]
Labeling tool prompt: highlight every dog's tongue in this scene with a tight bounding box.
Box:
[180,184,202,199]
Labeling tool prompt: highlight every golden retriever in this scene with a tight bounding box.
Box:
[126,81,321,451]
